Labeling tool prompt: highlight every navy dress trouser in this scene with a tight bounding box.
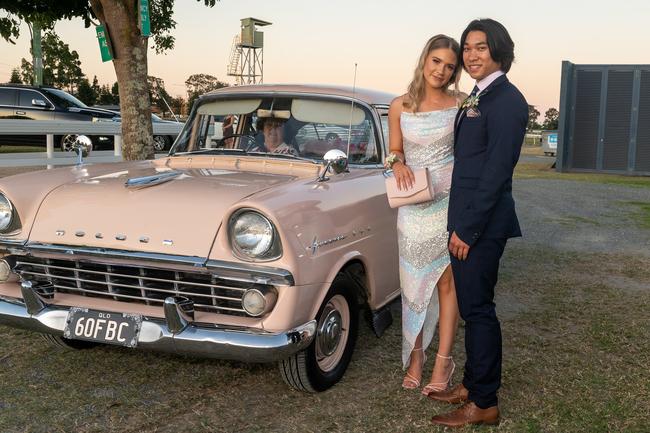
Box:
[450,237,506,409]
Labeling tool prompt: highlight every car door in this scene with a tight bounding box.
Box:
[16,89,55,120]
[0,88,18,119]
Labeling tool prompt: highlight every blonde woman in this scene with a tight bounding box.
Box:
[386,35,464,395]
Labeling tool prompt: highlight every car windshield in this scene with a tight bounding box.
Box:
[170,96,381,164]
[41,88,88,109]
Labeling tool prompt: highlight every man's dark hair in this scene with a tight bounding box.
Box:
[460,18,515,73]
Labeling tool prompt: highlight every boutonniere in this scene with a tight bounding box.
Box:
[461,94,481,118]
[461,94,480,110]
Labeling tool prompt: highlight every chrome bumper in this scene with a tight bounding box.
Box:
[0,295,316,363]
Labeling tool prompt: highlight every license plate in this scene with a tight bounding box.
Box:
[63,307,142,348]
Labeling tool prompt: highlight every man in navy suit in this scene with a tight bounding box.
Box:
[428,19,528,427]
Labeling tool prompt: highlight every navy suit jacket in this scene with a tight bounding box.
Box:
[447,74,528,246]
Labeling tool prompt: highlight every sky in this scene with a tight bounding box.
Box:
[1,0,649,116]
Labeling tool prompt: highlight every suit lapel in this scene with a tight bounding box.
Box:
[454,74,509,146]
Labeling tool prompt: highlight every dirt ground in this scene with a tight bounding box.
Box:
[0,163,648,432]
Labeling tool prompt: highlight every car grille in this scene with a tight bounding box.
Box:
[12,256,265,316]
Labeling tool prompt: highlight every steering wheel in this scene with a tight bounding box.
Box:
[217,133,258,150]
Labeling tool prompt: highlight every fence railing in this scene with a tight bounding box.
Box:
[0,119,184,166]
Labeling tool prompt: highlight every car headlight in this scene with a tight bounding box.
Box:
[0,194,14,232]
[229,210,281,260]
[242,287,277,316]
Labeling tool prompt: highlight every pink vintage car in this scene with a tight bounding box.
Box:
[0,84,400,392]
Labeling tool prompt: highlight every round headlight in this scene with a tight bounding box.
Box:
[0,194,14,232]
[0,259,11,282]
[242,288,277,317]
[231,211,277,259]
[242,289,266,316]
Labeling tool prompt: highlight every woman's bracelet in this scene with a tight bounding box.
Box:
[384,152,403,169]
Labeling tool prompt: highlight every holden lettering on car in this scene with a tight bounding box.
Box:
[309,235,347,255]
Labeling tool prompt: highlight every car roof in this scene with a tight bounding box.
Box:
[0,83,57,90]
[203,84,395,106]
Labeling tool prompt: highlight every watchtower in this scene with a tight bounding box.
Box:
[227,18,272,85]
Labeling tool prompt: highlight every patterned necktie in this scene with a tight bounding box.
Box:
[470,85,479,97]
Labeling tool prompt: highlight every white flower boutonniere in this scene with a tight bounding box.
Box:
[461,94,481,118]
[461,94,480,110]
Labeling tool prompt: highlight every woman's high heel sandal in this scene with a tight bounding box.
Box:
[402,347,426,389]
[421,353,455,395]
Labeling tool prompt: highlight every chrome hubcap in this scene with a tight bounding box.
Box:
[315,294,349,372]
[317,307,342,356]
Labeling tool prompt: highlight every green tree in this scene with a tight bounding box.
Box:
[76,77,97,106]
[0,0,218,160]
[97,83,118,105]
[111,81,120,104]
[17,31,84,91]
[527,104,541,131]
[148,75,173,116]
[9,68,21,83]
[91,75,101,96]
[185,73,229,110]
[542,108,559,130]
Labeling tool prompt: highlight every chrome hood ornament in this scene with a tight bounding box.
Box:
[125,170,184,189]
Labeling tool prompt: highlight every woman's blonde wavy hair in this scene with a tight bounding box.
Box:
[404,34,461,112]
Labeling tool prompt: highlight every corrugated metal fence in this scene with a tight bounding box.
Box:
[557,61,650,175]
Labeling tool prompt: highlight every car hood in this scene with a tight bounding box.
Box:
[69,106,118,118]
[28,163,297,257]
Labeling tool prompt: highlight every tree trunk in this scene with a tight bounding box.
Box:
[91,0,154,160]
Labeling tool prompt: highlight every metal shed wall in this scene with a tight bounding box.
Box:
[557,61,650,175]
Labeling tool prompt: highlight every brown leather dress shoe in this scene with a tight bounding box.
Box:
[431,402,500,427]
[426,383,469,403]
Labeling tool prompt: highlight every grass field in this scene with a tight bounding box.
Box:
[0,145,49,153]
[515,162,650,189]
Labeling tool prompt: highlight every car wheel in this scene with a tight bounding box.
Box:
[279,274,359,392]
[40,333,99,350]
[153,135,170,152]
[60,134,79,152]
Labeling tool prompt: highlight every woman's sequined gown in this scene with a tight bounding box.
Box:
[398,107,456,368]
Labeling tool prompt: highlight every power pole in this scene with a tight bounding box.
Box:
[31,21,43,86]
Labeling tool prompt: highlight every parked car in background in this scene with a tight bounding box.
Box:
[0,84,399,392]
[0,84,118,151]
[109,112,180,152]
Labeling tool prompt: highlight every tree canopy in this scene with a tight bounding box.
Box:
[0,0,218,160]
[543,108,559,130]
[18,31,84,92]
[185,73,229,110]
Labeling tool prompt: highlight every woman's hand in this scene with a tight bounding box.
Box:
[392,161,415,191]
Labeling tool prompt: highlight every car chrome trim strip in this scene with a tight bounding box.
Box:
[205,259,294,286]
[124,170,183,189]
[0,297,316,363]
[23,242,207,267]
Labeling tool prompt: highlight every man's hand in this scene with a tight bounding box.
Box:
[449,231,470,260]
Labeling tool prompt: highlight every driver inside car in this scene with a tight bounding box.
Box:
[250,117,298,156]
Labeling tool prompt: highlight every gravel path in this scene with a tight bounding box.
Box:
[514,178,650,257]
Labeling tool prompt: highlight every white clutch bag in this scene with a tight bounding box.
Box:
[385,168,434,208]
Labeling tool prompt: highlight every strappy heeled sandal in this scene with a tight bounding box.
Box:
[402,347,426,390]
[421,353,455,395]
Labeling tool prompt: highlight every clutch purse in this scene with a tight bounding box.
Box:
[385,167,434,208]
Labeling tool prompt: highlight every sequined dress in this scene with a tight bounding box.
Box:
[399,107,456,368]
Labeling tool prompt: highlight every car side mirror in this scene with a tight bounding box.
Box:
[32,99,48,108]
[317,149,348,182]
